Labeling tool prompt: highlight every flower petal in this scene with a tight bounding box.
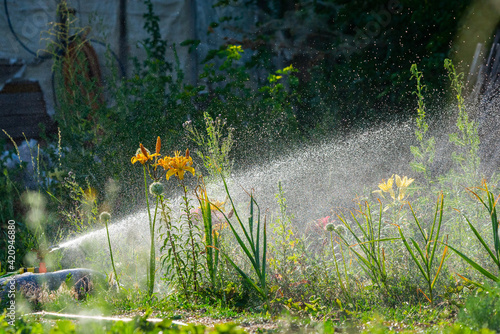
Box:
[395,175,402,188]
[166,169,176,180]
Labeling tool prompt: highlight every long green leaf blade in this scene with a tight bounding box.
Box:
[447,244,499,282]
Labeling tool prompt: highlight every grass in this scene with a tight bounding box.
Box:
[2,286,466,333]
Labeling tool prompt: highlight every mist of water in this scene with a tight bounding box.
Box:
[53,120,420,273]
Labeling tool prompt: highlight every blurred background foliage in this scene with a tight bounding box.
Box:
[216,0,475,132]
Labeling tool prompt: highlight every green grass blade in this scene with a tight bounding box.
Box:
[350,210,370,241]
[376,200,383,264]
[216,206,259,271]
[261,215,267,292]
[446,243,499,282]
[461,213,500,267]
[429,194,444,269]
[220,175,255,248]
[410,238,428,267]
[249,194,256,251]
[201,197,214,284]
[219,249,265,298]
[409,202,427,242]
[398,227,429,281]
[427,194,440,248]
[254,196,261,273]
[487,191,500,262]
[431,245,448,289]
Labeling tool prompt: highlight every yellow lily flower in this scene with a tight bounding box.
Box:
[210,200,226,212]
[398,189,407,201]
[131,143,159,165]
[396,175,414,189]
[158,149,195,180]
[378,175,395,199]
[372,189,385,198]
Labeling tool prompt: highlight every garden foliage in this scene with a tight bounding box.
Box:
[3,1,500,331]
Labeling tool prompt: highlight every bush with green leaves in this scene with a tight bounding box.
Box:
[458,283,500,331]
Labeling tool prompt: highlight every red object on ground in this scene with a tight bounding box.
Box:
[39,262,47,273]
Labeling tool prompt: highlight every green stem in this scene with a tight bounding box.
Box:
[160,199,189,299]
[143,165,154,297]
[144,166,151,225]
[149,196,159,297]
[331,232,350,302]
[339,241,349,293]
[105,219,119,287]
[182,184,199,293]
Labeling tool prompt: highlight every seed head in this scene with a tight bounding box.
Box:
[335,225,346,235]
[100,211,111,223]
[149,182,165,196]
[325,223,335,232]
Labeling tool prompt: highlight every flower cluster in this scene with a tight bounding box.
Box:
[130,136,195,183]
[156,149,195,181]
[129,136,197,297]
[373,174,414,201]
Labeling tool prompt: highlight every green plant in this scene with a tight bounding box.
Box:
[215,175,269,309]
[53,172,99,237]
[444,58,480,175]
[409,63,435,179]
[130,138,163,297]
[184,112,234,180]
[395,193,448,304]
[100,212,119,287]
[154,147,200,298]
[447,181,500,285]
[198,45,301,162]
[458,283,500,331]
[159,196,190,299]
[268,182,302,298]
[326,223,351,302]
[42,2,109,188]
[195,182,223,290]
[336,200,396,287]
[177,169,201,295]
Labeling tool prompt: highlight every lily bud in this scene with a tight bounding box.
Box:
[156,137,161,155]
[140,143,148,157]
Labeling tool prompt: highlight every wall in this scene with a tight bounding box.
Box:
[0,0,243,116]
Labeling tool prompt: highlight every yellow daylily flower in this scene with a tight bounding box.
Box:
[131,143,159,165]
[396,175,414,201]
[210,200,226,212]
[158,149,195,180]
[378,175,395,199]
[398,189,407,201]
[395,175,414,189]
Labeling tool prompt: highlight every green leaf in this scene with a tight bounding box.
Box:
[446,243,499,282]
